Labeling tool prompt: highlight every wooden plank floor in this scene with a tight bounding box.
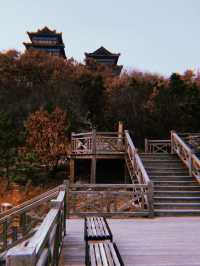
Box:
[59,217,200,266]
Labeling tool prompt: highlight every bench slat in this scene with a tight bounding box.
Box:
[92,217,101,239]
[88,242,123,266]
[96,217,105,238]
[89,243,96,266]
[91,217,98,238]
[94,217,103,238]
[108,242,121,266]
[103,242,114,266]
[100,217,110,239]
[99,243,109,266]
[85,217,112,241]
[94,243,103,266]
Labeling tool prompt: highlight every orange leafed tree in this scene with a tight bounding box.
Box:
[25,107,68,171]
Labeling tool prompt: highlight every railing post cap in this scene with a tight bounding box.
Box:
[63,179,69,186]
[6,246,36,266]
[51,199,62,209]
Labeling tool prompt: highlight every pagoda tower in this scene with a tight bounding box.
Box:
[85,46,123,76]
[23,27,66,58]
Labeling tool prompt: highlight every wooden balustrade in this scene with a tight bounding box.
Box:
[145,139,171,153]
[69,184,150,217]
[191,154,200,180]
[0,186,62,255]
[124,130,154,216]
[71,130,124,155]
[6,182,68,266]
[171,131,193,175]
[171,131,200,181]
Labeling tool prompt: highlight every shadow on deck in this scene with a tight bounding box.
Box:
[60,218,200,266]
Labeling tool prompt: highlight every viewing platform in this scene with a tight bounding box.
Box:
[71,130,125,158]
[69,129,125,183]
[2,129,200,266]
[60,217,200,266]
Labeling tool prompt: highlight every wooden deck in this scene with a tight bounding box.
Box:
[59,217,200,266]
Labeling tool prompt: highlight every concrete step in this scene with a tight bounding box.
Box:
[154,185,200,191]
[143,161,184,166]
[140,153,176,157]
[141,157,180,160]
[141,159,181,163]
[147,168,188,172]
[154,209,200,216]
[146,166,186,170]
[148,171,189,176]
[153,181,197,186]
[154,191,200,197]
[150,175,192,180]
[140,155,178,160]
[154,202,200,209]
[154,196,200,203]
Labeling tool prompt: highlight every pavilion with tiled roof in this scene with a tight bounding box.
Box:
[23,26,66,58]
[85,46,123,76]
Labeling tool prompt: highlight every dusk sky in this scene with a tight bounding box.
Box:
[1,0,200,76]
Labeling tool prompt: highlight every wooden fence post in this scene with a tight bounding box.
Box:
[188,152,192,176]
[63,179,69,233]
[3,221,8,250]
[69,158,75,183]
[145,139,148,153]
[118,121,123,147]
[6,247,36,266]
[170,130,174,154]
[90,129,96,184]
[148,181,154,218]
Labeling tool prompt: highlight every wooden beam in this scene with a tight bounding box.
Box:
[90,157,96,184]
[124,161,129,184]
[69,159,75,183]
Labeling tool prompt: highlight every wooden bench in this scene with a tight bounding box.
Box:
[86,241,124,266]
[84,217,112,241]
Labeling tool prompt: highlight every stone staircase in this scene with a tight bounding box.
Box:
[140,153,200,216]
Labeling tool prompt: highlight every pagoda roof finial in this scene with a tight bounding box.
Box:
[85,46,120,57]
[27,26,62,37]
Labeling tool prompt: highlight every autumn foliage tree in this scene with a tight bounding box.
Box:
[0,48,200,152]
[24,108,68,173]
[0,112,18,181]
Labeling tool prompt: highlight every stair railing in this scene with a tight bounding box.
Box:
[171,131,200,181]
[124,130,154,216]
[6,181,68,266]
[0,185,63,255]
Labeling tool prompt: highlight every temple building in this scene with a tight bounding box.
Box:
[85,46,123,76]
[23,27,66,58]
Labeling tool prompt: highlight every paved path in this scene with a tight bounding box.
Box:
[60,217,200,266]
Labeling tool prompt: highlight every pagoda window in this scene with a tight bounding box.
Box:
[32,36,58,45]
[95,59,114,65]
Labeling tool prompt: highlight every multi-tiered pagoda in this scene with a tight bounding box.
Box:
[85,46,123,76]
[23,27,66,58]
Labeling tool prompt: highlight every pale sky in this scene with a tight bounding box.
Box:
[1,0,200,76]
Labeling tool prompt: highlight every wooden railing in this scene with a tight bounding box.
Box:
[71,130,124,154]
[178,132,200,154]
[69,184,150,217]
[124,130,154,216]
[0,186,62,255]
[6,182,67,266]
[171,131,200,181]
[145,139,171,153]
